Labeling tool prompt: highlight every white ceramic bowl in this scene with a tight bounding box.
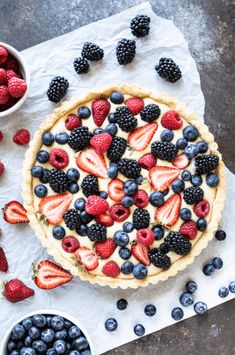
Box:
[0,41,30,118]
[0,309,96,355]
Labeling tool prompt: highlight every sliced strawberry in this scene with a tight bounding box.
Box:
[39,193,73,225]
[149,165,180,192]
[179,220,197,240]
[95,212,114,227]
[76,147,107,178]
[108,179,125,202]
[131,243,150,266]
[92,99,111,127]
[154,193,181,227]
[124,97,144,115]
[75,246,99,271]
[3,201,29,224]
[172,153,190,169]
[102,261,120,277]
[85,195,109,215]
[138,153,157,170]
[128,122,158,151]
[95,238,117,259]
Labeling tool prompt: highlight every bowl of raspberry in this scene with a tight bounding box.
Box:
[0,42,30,117]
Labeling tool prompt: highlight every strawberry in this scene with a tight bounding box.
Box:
[49,148,69,169]
[124,97,144,115]
[76,147,107,178]
[149,165,180,192]
[138,153,157,170]
[75,246,99,271]
[128,122,158,151]
[0,246,8,272]
[90,132,112,154]
[62,236,80,253]
[8,77,27,98]
[108,179,125,202]
[85,195,109,215]
[131,243,150,266]
[92,99,111,127]
[172,153,190,169]
[3,200,29,224]
[0,46,8,65]
[155,193,181,227]
[102,261,120,277]
[95,238,117,259]
[3,279,34,303]
[179,221,198,240]
[193,199,210,218]
[0,85,10,104]
[136,229,154,247]
[95,212,114,227]
[134,190,149,208]
[161,110,183,130]
[33,260,72,289]
[65,114,82,131]
[39,193,72,225]
[0,161,4,176]
[5,69,20,81]
[109,204,130,222]
[13,128,30,145]
[0,68,6,84]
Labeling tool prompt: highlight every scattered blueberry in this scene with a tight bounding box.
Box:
[171,307,184,321]
[171,178,185,193]
[34,184,48,198]
[32,340,47,353]
[149,191,164,207]
[134,324,145,337]
[52,226,66,240]
[77,106,91,119]
[119,247,131,260]
[162,188,169,196]
[194,301,208,315]
[133,263,148,279]
[114,230,129,246]
[67,168,80,182]
[28,327,41,340]
[215,229,226,241]
[105,123,118,136]
[144,304,156,317]
[218,286,229,298]
[135,176,144,185]
[197,218,207,231]
[39,168,50,183]
[68,182,79,194]
[123,222,134,233]
[12,325,26,340]
[203,263,215,276]
[42,132,54,146]
[121,196,134,207]
[41,328,55,343]
[107,163,118,179]
[53,339,67,354]
[186,280,198,293]
[191,174,202,186]
[74,198,85,211]
[121,261,134,274]
[197,141,208,153]
[76,223,87,236]
[180,208,192,221]
[152,225,164,240]
[55,132,69,144]
[31,166,44,178]
[123,180,138,195]
[161,129,174,142]
[181,170,191,181]
[206,173,219,187]
[80,211,93,224]
[93,128,104,135]
[228,281,235,293]
[68,325,81,339]
[179,292,194,307]
[212,257,223,270]
[108,113,117,123]
[176,138,188,150]
[184,144,199,158]
[183,125,199,141]
[36,150,49,163]
[105,318,118,332]
[110,91,124,104]
[99,191,108,199]
[22,318,33,331]
[117,298,128,310]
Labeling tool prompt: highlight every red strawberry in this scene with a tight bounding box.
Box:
[85,195,109,216]
[131,243,150,266]
[62,236,80,253]
[3,279,34,303]
[90,132,112,154]
[102,261,120,277]
[39,193,73,225]
[0,46,8,65]
[0,246,8,272]
[109,204,130,222]
[95,238,117,259]
[193,199,210,218]
[161,110,183,130]
[136,229,154,247]
[138,153,157,170]
[0,161,4,176]
[49,148,69,169]
[75,246,99,271]
[134,190,149,208]
[108,179,125,202]
[0,68,6,84]
[155,193,181,227]
[65,114,82,131]
[76,147,107,178]
[149,165,180,192]
[3,201,29,224]
[128,122,158,151]
[95,212,114,227]
[179,221,198,240]
[13,128,30,145]
[2,54,18,71]
[92,99,111,127]
[172,153,190,169]
[33,260,72,289]
[0,130,3,142]
[124,97,144,115]
[8,77,27,98]
[0,85,10,104]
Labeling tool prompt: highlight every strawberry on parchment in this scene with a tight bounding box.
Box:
[149,165,180,192]
[75,246,99,271]
[128,122,158,151]
[3,279,34,303]
[92,98,111,127]
[108,179,125,202]
[76,147,107,178]
[0,246,8,272]
[155,193,181,227]
[95,238,117,259]
[131,243,150,266]
[3,200,29,224]
[39,193,73,225]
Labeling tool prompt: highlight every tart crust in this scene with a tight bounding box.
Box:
[22,85,226,289]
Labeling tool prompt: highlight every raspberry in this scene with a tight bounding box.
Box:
[95,238,117,259]
[179,221,197,240]
[193,199,210,218]
[8,77,27,98]
[102,261,120,277]
[2,54,18,71]
[13,129,30,145]
[0,161,4,176]
[0,46,8,65]
[0,96,17,112]
[0,69,6,84]
[49,148,69,169]
[124,97,144,115]
[0,130,3,142]
[134,190,149,208]
[110,204,130,222]
[62,236,80,253]
[0,85,10,104]
[138,153,157,170]
[90,133,112,154]
[136,228,155,246]
[65,114,82,131]
[85,195,109,216]
[5,70,20,81]
[161,110,183,130]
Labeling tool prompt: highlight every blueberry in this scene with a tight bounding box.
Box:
[68,183,79,194]
[80,211,93,224]
[121,261,134,274]
[41,328,55,343]
[117,298,128,310]
[68,325,81,339]
[72,337,89,351]
[181,170,191,181]
[123,180,138,195]
[206,173,219,187]
[133,263,148,279]
[105,123,118,136]
[32,340,47,353]
[161,129,174,142]
[28,327,41,340]
[77,106,91,119]
[32,314,47,328]
[212,257,223,269]
[183,125,199,141]
[42,132,54,146]
[134,324,145,337]
[152,225,164,240]
[135,176,144,185]
[31,166,44,178]
[74,198,85,210]
[203,263,215,276]
[144,304,156,317]
[7,340,17,352]
[76,224,88,236]
[171,307,184,321]
[24,336,32,347]
[81,351,91,355]
[197,141,208,153]
[180,208,191,221]
[114,230,129,246]
[51,316,65,331]
[46,349,57,355]
[93,128,104,135]
[46,317,52,327]
[99,191,108,199]
[69,351,81,355]
[186,280,197,293]
[171,178,185,193]
[64,320,72,329]
[55,132,69,144]
[229,281,235,293]
[52,226,66,240]
[121,196,134,207]
[34,184,48,198]
[194,301,208,315]
[39,168,50,183]
[20,348,36,355]
[184,144,199,158]
[16,341,24,349]
[22,317,33,330]
[110,91,124,104]
[53,339,67,354]
[123,222,134,233]
[55,329,67,340]
[107,164,118,179]
[9,351,20,355]
[162,188,169,196]
[105,318,118,332]
[176,138,188,149]
[191,174,202,186]
[149,191,164,207]
[218,286,229,298]
[12,324,25,340]
[119,247,131,260]
[215,229,226,241]
[197,218,207,231]
[67,168,80,182]
[179,292,194,307]
[108,113,117,123]
[36,150,49,163]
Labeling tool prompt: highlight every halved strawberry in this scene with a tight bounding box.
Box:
[76,147,107,178]
[149,165,180,192]
[2,201,29,224]
[39,193,73,225]
[172,153,190,169]
[95,238,117,259]
[154,193,181,227]
[128,122,158,151]
[95,212,114,227]
[92,99,111,127]
[33,260,72,290]
[124,97,144,115]
[108,179,125,202]
[131,243,150,266]
[75,246,99,271]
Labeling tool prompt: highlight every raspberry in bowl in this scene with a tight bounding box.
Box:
[0,42,30,118]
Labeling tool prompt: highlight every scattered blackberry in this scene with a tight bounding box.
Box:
[63,209,80,230]
[151,141,178,162]
[148,248,171,269]
[165,231,192,255]
[183,187,204,205]
[46,76,69,103]
[130,14,151,37]
[118,158,141,179]
[195,154,219,175]
[132,208,150,230]
[158,243,170,254]
[116,39,136,65]
[81,175,99,197]
[48,169,68,193]
[107,136,127,162]
[140,104,161,122]
[73,57,89,74]
[155,58,182,83]
[87,223,107,242]
[68,127,93,151]
[115,106,137,132]
[81,42,104,61]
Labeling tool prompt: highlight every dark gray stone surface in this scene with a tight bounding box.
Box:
[0,0,234,353]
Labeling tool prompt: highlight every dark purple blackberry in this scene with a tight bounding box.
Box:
[48,169,68,193]
[68,127,93,151]
[47,76,69,103]
[151,141,178,162]
[130,14,150,37]
[148,248,171,269]
[140,104,161,122]
[132,208,150,230]
[195,154,219,175]
[81,42,104,61]
[158,243,170,254]
[81,175,99,197]
[63,209,80,230]
[118,158,141,179]
[155,58,182,83]
[107,136,127,162]
[183,187,204,205]
[87,223,107,242]
[115,106,137,132]
[73,57,89,74]
[164,231,192,255]
[116,39,136,65]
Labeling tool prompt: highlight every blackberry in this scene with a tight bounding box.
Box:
[165,231,192,255]
[68,127,93,151]
[151,141,178,162]
[63,209,80,230]
[48,169,68,193]
[118,158,141,179]
[81,42,104,61]
[158,243,170,254]
[155,58,182,83]
[81,175,99,197]
[87,223,107,242]
[183,186,204,205]
[148,248,171,269]
[130,14,150,37]
[195,154,219,175]
[132,208,150,230]
[47,76,69,103]
[73,57,89,74]
[140,104,161,122]
[115,106,137,132]
[107,136,127,162]
[116,39,136,65]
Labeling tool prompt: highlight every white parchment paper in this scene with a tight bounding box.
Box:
[0,3,234,354]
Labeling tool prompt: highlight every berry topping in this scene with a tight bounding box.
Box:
[171,178,185,193]
[148,248,171,269]
[87,223,107,242]
[206,172,220,187]
[195,154,219,175]
[95,212,114,227]
[110,91,124,104]
[3,279,34,303]
[75,246,99,271]
[0,46,8,64]
[3,200,29,224]
[183,125,199,141]
[0,85,9,104]
[49,148,69,169]
[81,42,104,61]
[65,114,82,131]
[149,165,180,192]
[161,110,183,130]
[48,169,69,193]
[34,184,48,198]
[128,122,158,151]
[183,186,204,205]
[90,132,112,154]
[179,220,197,240]
[62,236,80,253]
[73,57,89,74]
[131,243,150,266]
[123,180,138,195]
[8,77,27,98]
[176,137,188,150]
[76,147,107,178]
[136,228,155,246]
[132,208,150,230]
[152,225,165,240]
[197,218,207,231]
[164,231,192,255]
[118,158,141,179]
[110,204,130,222]
[81,175,99,197]
[140,104,161,123]
[172,153,190,169]
[0,246,8,272]
[95,238,117,259]
[107,136,127,162]
[115,106,137,132]
[151,141,179,162]
[161,129,174,142]
[85,195,109,215]
[116,39,136,65]
[133,263,148,279]
[102,261,120,277]
[193,199,210,218]
[138,153,157,170]
[33,260,72,289]
[46,76,69,103]
[114,230,129,246]
[91,98,111,127]
[134,190,149,208]
[63,209,80,230]
[155,57,182,83]
[38,193,72,225]
[124,97,144,115]
[155,193,181,227]
[130,14,150,37]
[180,208,192,221]
[42,132,54,146]
[108,179,125,202]
[68,126,92,151]
[149,191,164,207]
[13,128,30,145]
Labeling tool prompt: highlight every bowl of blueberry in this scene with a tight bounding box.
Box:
[1,310,95,355]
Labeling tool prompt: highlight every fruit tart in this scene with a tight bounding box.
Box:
[23,85,225,288]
